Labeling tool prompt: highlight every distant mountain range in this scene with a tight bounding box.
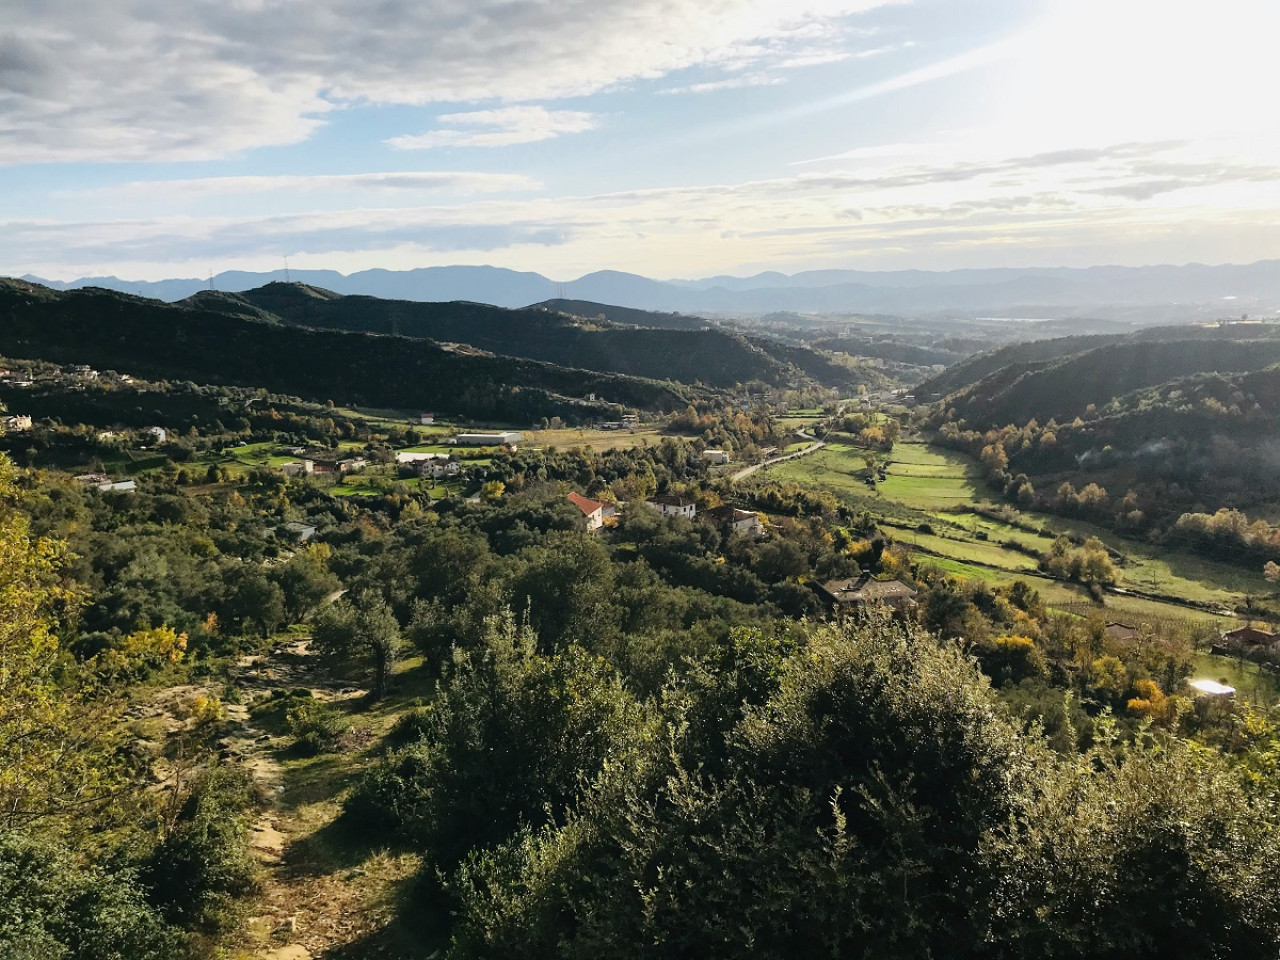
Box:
[20,260,1280,320]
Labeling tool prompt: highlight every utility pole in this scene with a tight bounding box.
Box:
[284,256,291,283]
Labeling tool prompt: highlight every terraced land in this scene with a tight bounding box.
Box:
[760,437,1271,626]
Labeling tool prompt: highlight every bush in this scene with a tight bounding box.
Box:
[141,766,259,931]
[286,699,352,755]
[0,830,184,960]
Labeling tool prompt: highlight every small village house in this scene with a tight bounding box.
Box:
[701,449,731,465]
[280,460,314,477]
[415,458,460,479]
[282,521,318,542]
[817,573,917,611]
[1213,625,1278,661]
[336,457,368,474]
[567,492,607,531]
[703,504,763,537]
[645,493,696,519]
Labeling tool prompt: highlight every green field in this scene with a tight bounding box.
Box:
[1192,652,1280,705]
[900,528,1040,572]
[759,437,1263,630]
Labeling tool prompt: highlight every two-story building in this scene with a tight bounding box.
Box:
[646,494,696,520]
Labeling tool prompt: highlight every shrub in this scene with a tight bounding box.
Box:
[286,699,352,755]
[141,766,259,931]
[0,830,184,959]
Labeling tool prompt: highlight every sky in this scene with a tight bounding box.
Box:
[3,0,1280,282]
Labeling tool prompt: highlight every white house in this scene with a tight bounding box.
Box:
[280,459,314,477]
[336,457,368,474]
[145,426,167,443]
[568,492,607,531]
[416,459,460,479]
[419,412,435,425]
[646,494,696,519]
[701,449,731,465]
[4,415,33,432]
[704,505,762,537]
[456,431,521,446]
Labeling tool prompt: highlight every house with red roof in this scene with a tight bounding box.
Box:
[568,492,608,531]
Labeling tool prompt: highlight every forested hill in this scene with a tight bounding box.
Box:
[917,334,1122,398]
[943,338,1280,428]
[810,336,963,367]
[182,283,857,390]
[921,321,1280,401]
[531,298,713,331]
[0,280,689,419]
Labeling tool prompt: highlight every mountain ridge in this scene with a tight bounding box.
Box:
[18,259,1280,319]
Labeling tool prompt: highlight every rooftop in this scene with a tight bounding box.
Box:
[819,575,916,606]
[649,494,695,508]
[567,491,606,516]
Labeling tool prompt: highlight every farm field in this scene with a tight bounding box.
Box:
[1192,652,1280,705]
[524,426,666,452]
[899,528,1040,572]
[760,437,1264,628]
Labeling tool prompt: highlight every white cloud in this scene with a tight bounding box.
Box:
[660,74,784,95]
[63,171,541,200]
[10,140,1280,279]
[387,107,598,150]
[0,0,899,163]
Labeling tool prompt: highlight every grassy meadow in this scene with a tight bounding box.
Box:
[759,436,1267,629]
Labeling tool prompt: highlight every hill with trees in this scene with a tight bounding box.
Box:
[0,280,691,420]
[530,298,715,331]
[933,334,1280,428]
[922,322,1280,405]
[181,283,860,391]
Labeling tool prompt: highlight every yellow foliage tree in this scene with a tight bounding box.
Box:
[0,456,119,831]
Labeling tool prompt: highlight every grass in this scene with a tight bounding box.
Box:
[910,555,1010,584]
[902,528,1040,572]
[1192,652,1280,706]
[761,436,1264,628]
[524,426,667,452]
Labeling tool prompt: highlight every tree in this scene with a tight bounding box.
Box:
[1265,560,1280,585]
[0,455,117,831]
[270,545,340,623]
[223,571,286,638]
[312,594,404,698]
[347,608,651,870]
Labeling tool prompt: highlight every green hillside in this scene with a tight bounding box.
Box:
[185,283,858,391]
[943,338,1280,428]
[922,321,1280,400]
[0,280,690,420]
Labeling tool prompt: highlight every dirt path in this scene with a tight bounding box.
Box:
[219,642,417,959]
[731,439,826,482]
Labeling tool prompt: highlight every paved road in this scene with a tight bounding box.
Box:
[731,437,826,482]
